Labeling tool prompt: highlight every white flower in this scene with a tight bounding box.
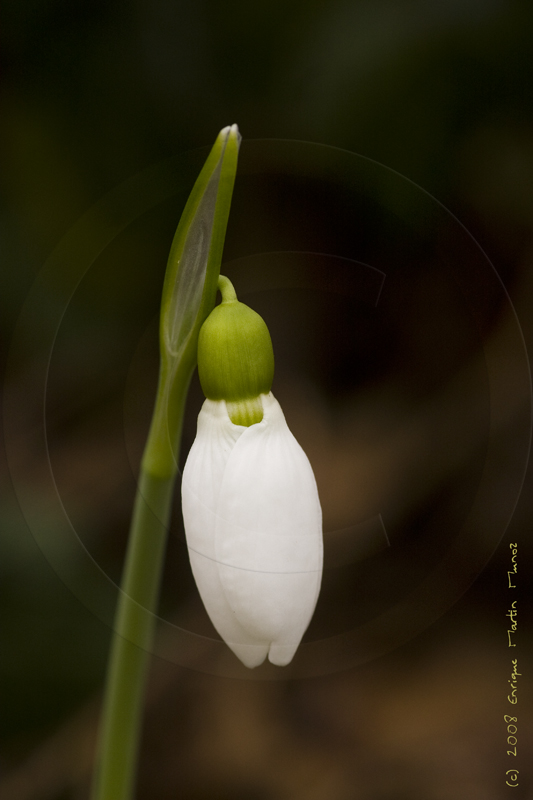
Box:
[181,391,323,668]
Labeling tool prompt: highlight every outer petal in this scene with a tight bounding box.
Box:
[182,400,270,667]
[182,393,323,668]
[215,393,322,666]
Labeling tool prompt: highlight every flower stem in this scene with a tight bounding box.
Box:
[89,471,175,800]
[218,274,237,303]
[90,125,240,800]
[90,363,192,800]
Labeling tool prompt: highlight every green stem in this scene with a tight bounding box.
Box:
[90,468,175,800]
[90,359,191,800]
[90,124,240,800]
[90,360,193,800]
[217,274,237,303]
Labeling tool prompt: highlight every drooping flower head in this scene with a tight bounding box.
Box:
[182,276,323,667]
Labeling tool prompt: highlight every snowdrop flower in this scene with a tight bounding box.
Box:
[182,276,323,667]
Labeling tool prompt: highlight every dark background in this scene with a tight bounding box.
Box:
[1,1,533,798]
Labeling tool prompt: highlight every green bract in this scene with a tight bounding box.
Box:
[91,127,242,800]
[198,275,274,426]
[141,125,241,478]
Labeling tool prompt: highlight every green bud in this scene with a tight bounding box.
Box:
[198,275,275,426]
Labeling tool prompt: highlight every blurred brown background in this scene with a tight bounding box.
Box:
[1,1,533,798]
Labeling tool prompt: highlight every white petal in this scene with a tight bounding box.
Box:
[182,400,268,667]
[182,393,323,668]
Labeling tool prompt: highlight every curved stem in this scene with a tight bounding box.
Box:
[90,124,240,800]
[218,274,237,303]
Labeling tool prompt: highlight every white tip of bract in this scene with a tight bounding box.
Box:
[229,123,241,144]
[219,124,241,145]
[181,393,323,667]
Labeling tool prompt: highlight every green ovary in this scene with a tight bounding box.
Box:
[197,276,275,426]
